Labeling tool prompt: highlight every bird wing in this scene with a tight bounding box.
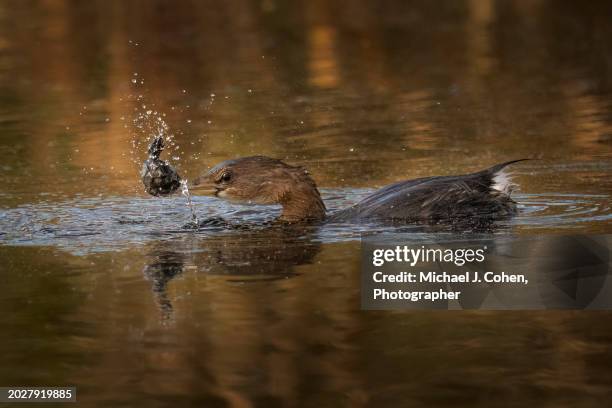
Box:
[330,160,525,222]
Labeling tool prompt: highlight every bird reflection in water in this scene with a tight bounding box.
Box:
[142,224,322,321]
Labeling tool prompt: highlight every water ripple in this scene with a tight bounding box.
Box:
[0,190,609,254]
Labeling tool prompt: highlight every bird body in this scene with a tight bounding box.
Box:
[329,160,524,224]
[141,135,525,225]
[192,156,525,225]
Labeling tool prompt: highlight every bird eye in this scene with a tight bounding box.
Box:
[220,172,232,183]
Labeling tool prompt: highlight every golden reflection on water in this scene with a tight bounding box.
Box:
[0,1,612,406]
[3,243,612,406]
[308,25,340,89]
[0,0,610,204]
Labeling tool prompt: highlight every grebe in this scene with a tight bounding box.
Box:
[141,137,525,225]
[190,156,525,224]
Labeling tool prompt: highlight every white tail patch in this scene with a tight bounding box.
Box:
[492,169,515,195]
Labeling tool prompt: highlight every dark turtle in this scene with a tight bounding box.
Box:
[141,136,182,196]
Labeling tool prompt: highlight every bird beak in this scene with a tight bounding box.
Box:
[189,177,218,196]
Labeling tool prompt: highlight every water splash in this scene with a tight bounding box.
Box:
[181,179,199,226]
[127,73,184,170]
[0,191,610,255]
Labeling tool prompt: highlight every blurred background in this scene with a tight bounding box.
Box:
[0,0,611,205]
[1,1,612,407]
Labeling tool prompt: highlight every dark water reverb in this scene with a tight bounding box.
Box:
[1,0,612,406]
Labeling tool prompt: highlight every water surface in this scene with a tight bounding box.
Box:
[1,1,612,407]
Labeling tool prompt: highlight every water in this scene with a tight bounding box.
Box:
[1,1,612,406]
[0,191,610,254]
[180,179,199,226]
